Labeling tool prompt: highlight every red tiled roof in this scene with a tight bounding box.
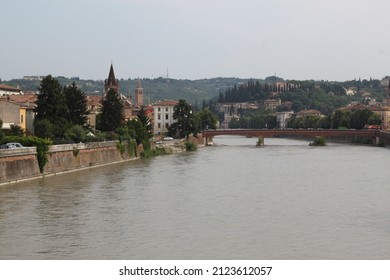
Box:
[86,95,103,106]
[0,83,22,92]
[9,94,37,103]
[153,100,179,107]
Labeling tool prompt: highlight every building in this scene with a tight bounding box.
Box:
[134,79,144,106]
[264,98,281,110]
[0,84,24,96]
[275,111,294,128]
[103,63,133,121]
[369,105,390,130]
[86,95,103,129]
[0,95,36,134]
[104,64,119,94]
[385,79,390,106]
[152,100,179,135]
[296,109,322,118]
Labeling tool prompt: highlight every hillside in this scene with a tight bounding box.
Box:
[3,76,250,105]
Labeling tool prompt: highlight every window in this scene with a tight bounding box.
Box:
[165,114,169,120]
[165,123,169,128]
[20,115,24,124]
[158,114,161,120]
[165,107,169,112]
[158,123,161,128]
[158,107,161,112]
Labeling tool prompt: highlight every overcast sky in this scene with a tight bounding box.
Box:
[1,0,390,81]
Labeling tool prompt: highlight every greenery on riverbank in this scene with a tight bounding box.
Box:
[309,136,326,146]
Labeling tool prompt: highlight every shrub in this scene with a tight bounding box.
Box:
[309,136,326,146]
[127,139,137,157]
[184,141,197,151]
[65,125,86,143]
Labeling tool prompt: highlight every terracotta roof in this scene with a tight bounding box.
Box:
[8,93,37,103]
[0,83,22,92]
[153,100,179,107]
[86,95,103,106]
[296,109,321,115]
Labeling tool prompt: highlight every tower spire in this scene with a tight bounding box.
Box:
[104,63,119,94]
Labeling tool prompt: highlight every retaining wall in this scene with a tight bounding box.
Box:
[0,141,141,185]
[0,147,40,183]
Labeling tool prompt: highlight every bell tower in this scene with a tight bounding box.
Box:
[135,79,144,106]
[104,64,119,94]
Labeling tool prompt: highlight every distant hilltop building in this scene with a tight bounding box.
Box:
[23,76,44,81]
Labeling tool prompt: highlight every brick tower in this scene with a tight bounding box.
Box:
[135,79,144,106]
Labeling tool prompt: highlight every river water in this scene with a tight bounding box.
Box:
[1,136,390,260]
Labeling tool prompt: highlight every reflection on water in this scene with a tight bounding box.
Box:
[1,137,390,259]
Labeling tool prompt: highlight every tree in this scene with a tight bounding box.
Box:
[65,125,86,143]
[349,109,374,129]
[10,124,24,136]
[196,108,218,130]
[63,82,88,126]
[168,99,198,139]
[368,113,382,125]
[34,119,54,139]
[34,75,70,137]
[136,106,153,139]
[228,117,240,129]
[97,88,124,132]
[331,109,351,129]
[126,119,150,145]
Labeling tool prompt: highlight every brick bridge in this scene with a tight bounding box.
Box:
[202,129,381,145]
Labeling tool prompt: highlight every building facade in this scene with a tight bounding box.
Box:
[152,100,179,135]
[275,111,294,128]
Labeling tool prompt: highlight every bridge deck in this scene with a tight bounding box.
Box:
[203,129,379,139]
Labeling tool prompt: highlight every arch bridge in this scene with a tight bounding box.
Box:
[202,129,380,145]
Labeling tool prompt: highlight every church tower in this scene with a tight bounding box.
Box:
[104,64,119,94]
[135,79,144,106]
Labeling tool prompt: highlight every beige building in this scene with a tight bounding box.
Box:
[0,97,35,134]
[369,105,390,130]
[264,98,281,110]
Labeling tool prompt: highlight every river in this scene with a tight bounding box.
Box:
[1,136,390,259]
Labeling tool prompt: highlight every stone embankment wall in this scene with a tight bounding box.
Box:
[0,141,142,185]
[44,141,138,173]
[0,147,40,183]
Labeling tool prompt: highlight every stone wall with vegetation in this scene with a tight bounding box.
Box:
[0,141,141,185]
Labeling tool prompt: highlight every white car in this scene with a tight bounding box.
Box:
[163,137,173,141]
[6,142,24,149]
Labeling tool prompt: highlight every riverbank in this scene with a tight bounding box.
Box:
[0,137,204,186]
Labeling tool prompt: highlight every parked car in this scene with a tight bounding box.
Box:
[163,137,173,141]
[0,142,25,149]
